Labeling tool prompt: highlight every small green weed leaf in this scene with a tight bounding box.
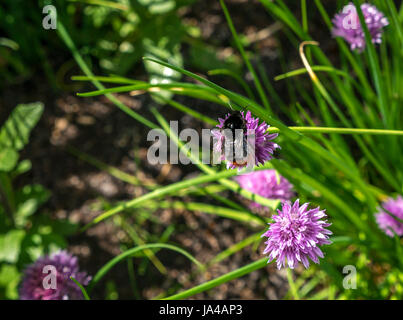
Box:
[0,230,26,263]
[0,148,19,172]
[0,102,44,151]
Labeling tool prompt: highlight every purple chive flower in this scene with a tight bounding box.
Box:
[332,2,388,51]
[19,250,91,300]
[211,110,279,169]
[262,200,332,269]
[235,169,294,209]
[375,196,403,237]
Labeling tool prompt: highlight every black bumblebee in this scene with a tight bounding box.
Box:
[221,110,254,168]
[223,111,246,133]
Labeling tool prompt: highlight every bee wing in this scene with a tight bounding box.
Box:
[243,134,256,172]
[232,135,254,165]
[222,134,234,161]
[233,136,245,154]
[231,129,247,160]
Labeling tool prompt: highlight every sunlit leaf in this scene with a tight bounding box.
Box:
[0,148,18,172]
[0,230,26,263]
[14,184,51,227]
[0,102,44,151]
[0,265,20,299]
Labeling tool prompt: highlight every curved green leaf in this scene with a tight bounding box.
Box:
[88,243,204,292]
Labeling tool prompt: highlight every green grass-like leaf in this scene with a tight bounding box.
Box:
[88,243,204,292]
[162,257,268,300]
[70,276,91,300]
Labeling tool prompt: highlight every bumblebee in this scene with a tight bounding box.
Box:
[221,111,254,168]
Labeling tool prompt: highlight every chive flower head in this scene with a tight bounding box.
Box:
[19,250,91,300]
[375,196,403,237]
[212,110,279,169]
[262,200,332,269]
[332,3,388,51]
[235,169,294,209]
